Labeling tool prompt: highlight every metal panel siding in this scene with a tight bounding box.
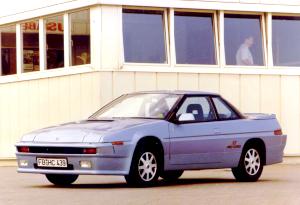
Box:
[199,74,220,93]
[135,72,157,91]
[281,76,300,154]
[178,73,199,91]
[260,75,281,122]
[220,74,240,108]
[240,75,260,113]
[0,71,299,158]
[113,72,135,98]
[157,73,178,90]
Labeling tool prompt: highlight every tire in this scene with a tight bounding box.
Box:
[232,145,264,182]
[125,145,161,187]
[160,170,184,182]
[45,174,78,186]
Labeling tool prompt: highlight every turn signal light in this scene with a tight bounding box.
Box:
[274,129,283,136]
[83,148,97,154]
[18,146,30,153]
[112,141,124,146]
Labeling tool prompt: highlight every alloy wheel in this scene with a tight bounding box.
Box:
[138,152,157,181]
[244,148,261,176]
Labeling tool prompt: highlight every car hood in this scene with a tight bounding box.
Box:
[21,119,158,143]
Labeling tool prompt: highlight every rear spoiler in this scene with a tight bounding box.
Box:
[244,113,276,120]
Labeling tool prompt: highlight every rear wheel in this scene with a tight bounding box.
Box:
[160,170,184,182]
[125,145,161,187]
[232,145,263,182]
[45,174,78,186]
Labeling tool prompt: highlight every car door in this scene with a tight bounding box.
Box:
[210,96,245,167]
[169,95,224,166]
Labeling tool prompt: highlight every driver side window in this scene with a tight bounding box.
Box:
[176,96,216,122]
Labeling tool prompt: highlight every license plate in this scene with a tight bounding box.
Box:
[37,158,68,168]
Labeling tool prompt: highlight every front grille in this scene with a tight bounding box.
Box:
[21,147,85,154]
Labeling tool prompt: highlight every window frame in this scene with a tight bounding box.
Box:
[169,94,219,124]
[69,8,91,67]
[121,6,171,67]
[0,24,17,77]
[222,11,267,69]
[271,13,300,68]
[20,18,40,73]
[210,96,244,121]
[44,13,65,70]
[172,9,220,67]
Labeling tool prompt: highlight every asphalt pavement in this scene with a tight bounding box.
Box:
[0,164,299,205]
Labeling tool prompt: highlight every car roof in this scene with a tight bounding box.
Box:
[130,90,220,96]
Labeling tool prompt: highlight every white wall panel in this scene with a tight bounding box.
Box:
[135,72,157,92]
[113,72,135,98]
[157,73,178,90]
[281,76,300,154]
[240,75,260,113]
[1,71,300,158]
[260,75,281,121]
[178,73,198,91]
[220,74,240,108]
[199,74,220,93]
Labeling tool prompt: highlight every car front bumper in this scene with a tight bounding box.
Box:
[16,142,134,175]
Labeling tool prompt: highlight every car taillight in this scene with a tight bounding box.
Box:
[274,129,283,136]
[18,146,30,153]
[83,148,97,154]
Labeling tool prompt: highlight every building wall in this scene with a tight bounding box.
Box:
[2,1,300,159]
[1,70,299,158]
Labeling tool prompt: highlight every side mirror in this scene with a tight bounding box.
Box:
[178,113,195,122]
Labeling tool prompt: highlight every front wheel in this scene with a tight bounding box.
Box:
[45,174,78,186]
[232,146,263,182]
[125,147,161,187]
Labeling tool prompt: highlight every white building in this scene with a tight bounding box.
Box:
[1,0,300,161]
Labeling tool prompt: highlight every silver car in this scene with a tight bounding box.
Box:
[16,91,286,186]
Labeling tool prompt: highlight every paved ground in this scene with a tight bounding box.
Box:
[1,164,299,205]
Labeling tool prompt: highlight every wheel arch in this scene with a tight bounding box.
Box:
[243,138,266,165]
[132,136,165,169]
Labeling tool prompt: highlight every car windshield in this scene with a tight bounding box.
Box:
[89,93,181,120]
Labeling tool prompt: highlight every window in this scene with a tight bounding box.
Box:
[22,20,39,72]
[122,9,167,63]
[176,96,216,122]
[91,94,179,119]
[1,26,16,76]
[224,14,264,66]
[46,15,64,69]
[175,12,216,65]
[272,16,300,67]
[212,97,238,120]
[70,10,90,66]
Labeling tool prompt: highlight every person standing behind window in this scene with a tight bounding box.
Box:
[235,36,254,65]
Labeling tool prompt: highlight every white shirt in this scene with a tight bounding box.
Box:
[235,44,253,65]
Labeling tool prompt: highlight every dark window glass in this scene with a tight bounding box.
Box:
[123,9,166,63]
[273,16,300,66]
[176,97,216,122]
[46,15,64,69]
[224,14,264,66]
[70,10,90,66]
[212,97,238,120]
[22,20,40,72]
[1,26,16,76]
[175,12,216,64]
